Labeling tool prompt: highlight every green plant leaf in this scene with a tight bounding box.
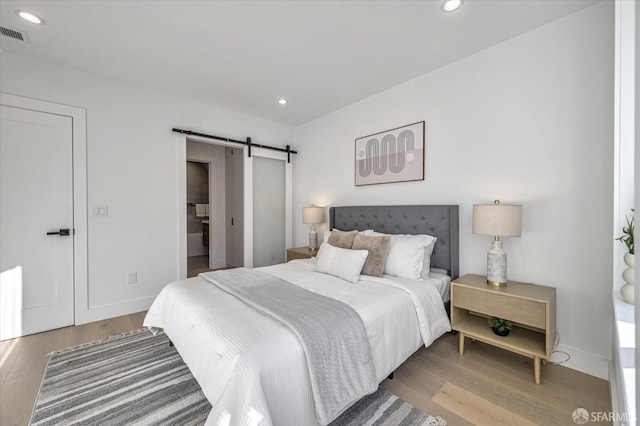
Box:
[616,209,635,254]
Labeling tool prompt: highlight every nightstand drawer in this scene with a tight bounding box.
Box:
[453,286,546,329]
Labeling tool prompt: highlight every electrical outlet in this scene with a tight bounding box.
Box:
[127,271,137,284]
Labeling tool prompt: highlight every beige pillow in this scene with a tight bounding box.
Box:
[327,229,358,249]
[351,234,391,277]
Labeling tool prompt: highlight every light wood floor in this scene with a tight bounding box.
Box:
[0,312,146,426]
[187,255,212,277]
[187,255,234,278]
[0,312,611,426]
[383,335,611,425]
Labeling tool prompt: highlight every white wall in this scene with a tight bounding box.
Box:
[0,50,293,323]
[293,3,614,379]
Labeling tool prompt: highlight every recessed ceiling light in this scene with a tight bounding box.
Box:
[278,99,288,105]
[16,10,45,25]
[441,0,463,13]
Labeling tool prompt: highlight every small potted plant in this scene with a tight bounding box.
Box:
[616,209,635,304]
[616,209,635,255]
[488,316,512,337]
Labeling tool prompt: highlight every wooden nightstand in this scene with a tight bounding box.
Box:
[451,274,556,384]
[286,246,317,262]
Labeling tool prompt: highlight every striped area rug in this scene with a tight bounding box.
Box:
[30,329,446,426]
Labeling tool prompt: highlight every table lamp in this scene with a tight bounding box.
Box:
[472,200,522,286]
[302,206,325,251]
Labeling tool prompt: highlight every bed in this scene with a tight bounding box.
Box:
[144,204,459,426]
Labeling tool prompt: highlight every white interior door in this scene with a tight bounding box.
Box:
[0,105,75,340]
[246,147,292,268]
[252,156,286,267]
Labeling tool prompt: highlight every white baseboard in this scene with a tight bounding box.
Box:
[76,297,154,325]
[553,343,609,380]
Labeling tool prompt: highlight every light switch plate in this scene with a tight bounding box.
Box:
[92,205,108,217]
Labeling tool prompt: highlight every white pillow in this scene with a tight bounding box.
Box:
[315,243,368,283]
[322,230,334,245]
[364,231,436,280]
[420,238,438,279]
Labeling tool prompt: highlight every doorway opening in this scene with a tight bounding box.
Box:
[186,160,210,277]
[185,140,244,278]
[178,133,291,277]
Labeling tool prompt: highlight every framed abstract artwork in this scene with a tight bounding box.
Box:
[355,121,425,186]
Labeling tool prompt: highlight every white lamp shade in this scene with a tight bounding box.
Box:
[472,203,522,237]
[302,206,325,224]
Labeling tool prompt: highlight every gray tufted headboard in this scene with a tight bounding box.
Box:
[329,205,459,279]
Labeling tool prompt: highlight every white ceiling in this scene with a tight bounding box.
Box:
[0,0,600,126]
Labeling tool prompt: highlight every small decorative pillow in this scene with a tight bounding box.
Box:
[321,229,373,248]
[351,234,391,277]
[327,229,359,249]
[315,243,368,283]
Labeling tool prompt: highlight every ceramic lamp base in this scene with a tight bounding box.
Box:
[308,231,319,250]
[487,240,507,286]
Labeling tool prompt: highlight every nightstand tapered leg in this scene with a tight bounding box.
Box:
[534,356,541,384]
[459,332,465,355]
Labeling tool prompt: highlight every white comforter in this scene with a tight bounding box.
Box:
[143,259,451,426]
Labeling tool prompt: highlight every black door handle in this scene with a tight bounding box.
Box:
[46,228,71,236]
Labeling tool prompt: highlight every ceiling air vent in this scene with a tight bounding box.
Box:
[0,26,30,43]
